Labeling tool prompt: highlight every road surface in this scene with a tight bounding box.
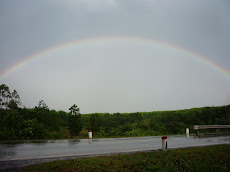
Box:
[0,135,229,170]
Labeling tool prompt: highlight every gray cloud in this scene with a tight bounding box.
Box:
[0,0,229,113]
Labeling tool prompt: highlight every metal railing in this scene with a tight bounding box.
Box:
[193,125,230,130]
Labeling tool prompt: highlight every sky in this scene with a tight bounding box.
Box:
[0,0,230,114]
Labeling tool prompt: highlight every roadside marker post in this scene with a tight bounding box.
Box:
[88,130,92,139]
[186,127,189,135]
[162,136,167,152]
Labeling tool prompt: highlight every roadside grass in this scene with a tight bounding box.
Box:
[21,144,230,172]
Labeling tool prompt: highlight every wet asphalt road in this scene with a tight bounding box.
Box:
[0,135,230,171]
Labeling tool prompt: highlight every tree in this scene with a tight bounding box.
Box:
[128,113,143,123]
[0,84,22,109]
[0,84,11,109]
[68,104,82,136]
[88,113,101,132]
[69,104,80,116]
[58,110,69,127]
[36,100,49,110]
[10,90,21,108]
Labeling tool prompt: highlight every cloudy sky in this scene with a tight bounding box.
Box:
[0,0,230,113]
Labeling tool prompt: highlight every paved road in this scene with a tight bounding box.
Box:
[0,135,229,170]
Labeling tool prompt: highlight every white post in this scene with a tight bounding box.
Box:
[186,127,189,135]
[88,130,92,139]
[162,136,167,151]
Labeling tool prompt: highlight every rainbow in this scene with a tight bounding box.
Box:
[1,35,230,80]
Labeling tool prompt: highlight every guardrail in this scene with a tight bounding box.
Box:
[193,125,230,130]
[193,125,230,136]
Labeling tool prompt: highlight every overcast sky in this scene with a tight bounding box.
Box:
[0,0,230,113]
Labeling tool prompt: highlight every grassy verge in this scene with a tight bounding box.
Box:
[21,144,230,172]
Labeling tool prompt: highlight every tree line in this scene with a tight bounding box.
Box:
[82,105,230,137]
[0,84,82,140]
[0,83,230,140]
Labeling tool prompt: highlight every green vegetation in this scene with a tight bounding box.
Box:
[0,83,230,140]
[0,84,73,140]
[68,104,82,136]
[82,105,230,137]
[21,144,230,171]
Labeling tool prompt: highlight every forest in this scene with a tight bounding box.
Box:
[0,83,230,140]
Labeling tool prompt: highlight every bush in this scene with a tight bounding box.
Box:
[124,129,142,137]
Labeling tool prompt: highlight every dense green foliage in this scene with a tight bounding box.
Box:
[21,144,230,171]
[82,105,230,137]
[68,104,82,136]
[0,104,70,140]
[0,84,71,140]
[0,83,230,140]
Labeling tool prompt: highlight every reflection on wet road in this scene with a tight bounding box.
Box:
[0,135,229,160]
[0,135,229,170]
